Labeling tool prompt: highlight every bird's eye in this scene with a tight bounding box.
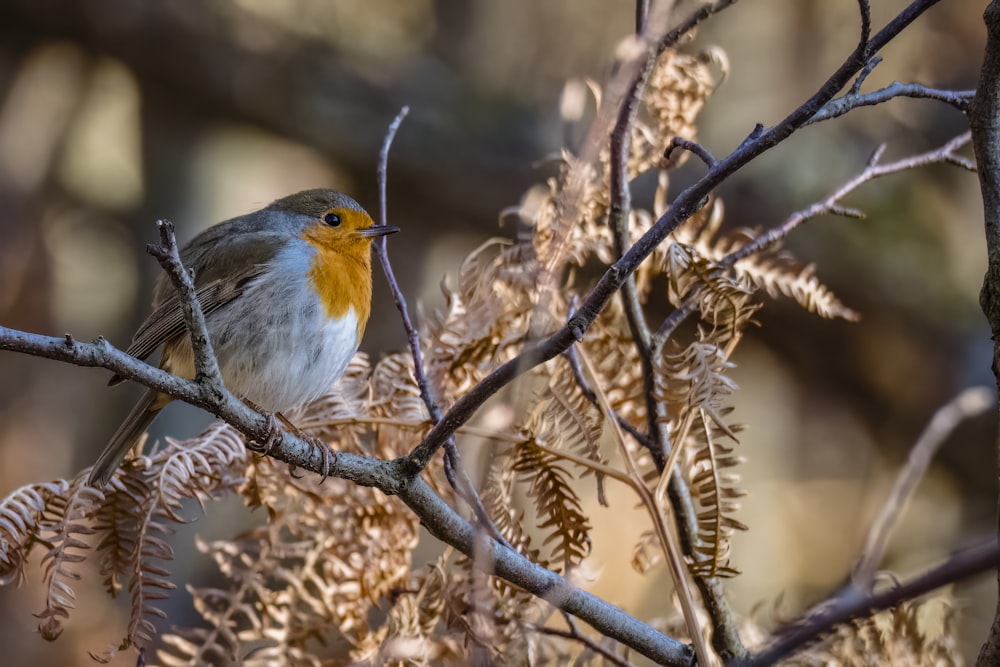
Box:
[323,212,342,227]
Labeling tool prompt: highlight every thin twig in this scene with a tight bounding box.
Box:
[652,130,974,345]
[146,220,226,403]
[574,345,713,667]
[373,106,507,544]
[723,131,974,266]
[665,137,718,168]
[656,0,742,56]
[809,82,974,125]
[535,613,639,667]
[853,386,994,590]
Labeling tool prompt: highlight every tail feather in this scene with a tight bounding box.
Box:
[88,390,163,486]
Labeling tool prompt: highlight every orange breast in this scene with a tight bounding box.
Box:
[302,227,373,340]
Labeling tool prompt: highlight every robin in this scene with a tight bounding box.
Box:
[88,189,398,486]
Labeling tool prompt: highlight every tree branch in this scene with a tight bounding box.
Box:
[373,106,507,544]
[405,0,944,474]
[743,540,1000,666]
[853,387,993,590]
[970,2,1000,664]
[0,298,691,667]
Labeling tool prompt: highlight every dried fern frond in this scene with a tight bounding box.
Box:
[669,199,859,322]
[36,480,103,641]
[508,440,592,572]
[0,480,69,586]
[655,338,746,578]
[736,257,860,321]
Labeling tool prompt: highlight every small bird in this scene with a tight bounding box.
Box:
[88,189,398,486]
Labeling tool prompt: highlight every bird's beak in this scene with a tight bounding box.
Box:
[357,225,400,238]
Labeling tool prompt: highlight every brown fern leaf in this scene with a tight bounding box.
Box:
[482,450,541,565]
[158,536,259,667]
[664,242,759,342]
[655,338,746,577]
[118,474,175,646]
[737,257,860,321]
[424,238,535,398]
[631,529,664,575]
[686,409,746,578]
[537,360,606,470]
[35,479,103,641]
[0,480,69,586]
[670,199,858,322]
[509,442,592,572]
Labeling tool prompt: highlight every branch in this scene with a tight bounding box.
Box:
[743,540,1000,666]
[970,2,1000,665]
[373,107,507,544]
[853,387,993,590]
[0,321,691,667]
[723,131,974,267]
[809,82,975,125]
[146,220,227,404]
[665,137,718,169]
[650,130,973,344]
[405,0,943,473]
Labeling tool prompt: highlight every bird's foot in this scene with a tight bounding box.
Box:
[275,412,333,484]
[242,399,334,483]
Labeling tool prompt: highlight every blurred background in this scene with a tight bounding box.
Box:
[0,0,990,663]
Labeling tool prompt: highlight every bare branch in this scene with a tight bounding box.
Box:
[405,0,945,474]
[665,137,718,169]
[853,387,993,590]
[723,131,974,266]
[970,2,1000,664]
[537,613,640,667]
[373,107,508,544]
[809,82,975,125]
[146,220,226,403]
[745,540,1000,666]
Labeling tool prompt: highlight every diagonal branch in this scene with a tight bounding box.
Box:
[404,0,942,475]
[852,386,993,590]
[743,539,1000,666]
[0,290,693,667]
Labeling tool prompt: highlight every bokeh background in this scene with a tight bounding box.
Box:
[0,0,990,664]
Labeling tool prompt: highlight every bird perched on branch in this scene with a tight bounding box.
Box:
[89,189,398,486]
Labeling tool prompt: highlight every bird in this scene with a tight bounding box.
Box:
[88,188,398,486]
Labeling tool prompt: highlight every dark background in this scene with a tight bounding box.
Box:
[0,0,990,663]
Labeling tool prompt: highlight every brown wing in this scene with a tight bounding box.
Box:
[126,264,269,360]
[106,262,271,386]
[108,218,288,386]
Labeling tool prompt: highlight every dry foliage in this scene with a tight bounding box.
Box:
[0,42,962,667]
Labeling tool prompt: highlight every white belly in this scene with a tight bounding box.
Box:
[165,243,361,413]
